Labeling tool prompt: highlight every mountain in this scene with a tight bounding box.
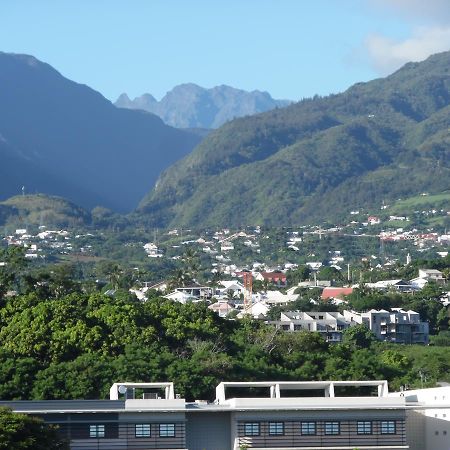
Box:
[137,51,450,228]
[115,84,291,128]
[0,194,91,228]
[0,52,202,212]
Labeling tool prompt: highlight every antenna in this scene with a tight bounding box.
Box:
[21,186,25,196]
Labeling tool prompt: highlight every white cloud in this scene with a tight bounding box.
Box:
[365,26,450,74]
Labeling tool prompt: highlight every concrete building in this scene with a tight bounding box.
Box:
[0,379,422,450]
[344,309,429,344]
[270,311,355,343]
[1,380,449,448]
[270,308,429,345]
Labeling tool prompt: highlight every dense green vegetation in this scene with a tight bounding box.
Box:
[0,407,68,449]
[138,51,450,227]
[0,246,449,402]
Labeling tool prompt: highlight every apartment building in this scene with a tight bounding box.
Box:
[270,309,429,345]
[344,309,429,344]
[6,379,449,450]
[270,311,354,342]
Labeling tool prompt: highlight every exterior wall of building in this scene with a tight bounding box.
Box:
[186,411,231,450]
[232,410,406,450]
[405,410,426,450]
[35,411,187,450]
[391,386,450,450]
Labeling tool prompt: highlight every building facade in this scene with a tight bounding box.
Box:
[4,380,449,449]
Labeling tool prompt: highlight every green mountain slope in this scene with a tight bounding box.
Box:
[0,194,91,228]
[0,52,201,212]
[137,51,450,227]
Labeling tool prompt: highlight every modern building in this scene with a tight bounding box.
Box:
[270,311,354,343]
[343,309,429,344]
[270,309,429,345]
[3,379,449,449]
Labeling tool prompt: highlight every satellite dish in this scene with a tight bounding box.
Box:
[118,385,127,395]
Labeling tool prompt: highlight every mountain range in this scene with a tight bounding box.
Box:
[137,51,450,228]
[0,52,201,212]
[115,84,291,129]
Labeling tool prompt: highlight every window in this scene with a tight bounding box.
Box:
[89,424,105,438]
[357,421,372,434]
[324,421,340,435]
[159,423,175,437]
[381,421,396,434]
[135,424,151,437]
[301,422,316,435]
[244,422,260,436]
[268,422,284,435]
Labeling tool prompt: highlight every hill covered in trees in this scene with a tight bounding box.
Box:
[0,194,92,229]
[0,52,201,212]
[138,51,450,227]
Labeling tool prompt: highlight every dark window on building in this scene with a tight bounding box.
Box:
[381,421,396,434]
[357,421,372,434]
[89,424,105,438]
[300,421,316,435]
[324,421,340,435]
[135,424,151,437]
[244,422,260,436]
[268,422,284,435]
[159,423,175,437]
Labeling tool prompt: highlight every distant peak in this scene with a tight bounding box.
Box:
[117,93,131,102]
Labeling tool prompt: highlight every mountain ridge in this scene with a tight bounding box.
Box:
[115,83,291,128]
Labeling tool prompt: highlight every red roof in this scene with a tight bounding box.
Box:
[321,287,353,300]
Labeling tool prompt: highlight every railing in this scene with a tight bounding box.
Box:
[52,422,186,449]
[237,419,406,448]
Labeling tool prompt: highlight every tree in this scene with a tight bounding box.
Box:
[342,324,377,349]
[317,266,343,282]
[287,265,311,285]
[0,407,69,449]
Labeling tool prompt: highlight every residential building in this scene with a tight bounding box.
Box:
[255,272,287,287]
[2,379,449,449]
[343,309,429,344]
[363,279,415,292]
[270,311,355,343]
[418,269,446,284]
[270,308,429,345]
[208,300,236,318]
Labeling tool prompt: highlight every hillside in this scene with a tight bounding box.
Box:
[0,52,202,212]
[138,51,450,228]
[115,83,291,128]
[0,194,91,228]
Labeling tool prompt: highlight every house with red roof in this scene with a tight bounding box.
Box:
[255,271,287,287]
[321,287,353,300]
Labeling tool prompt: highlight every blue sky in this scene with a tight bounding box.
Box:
[1,0,449,102]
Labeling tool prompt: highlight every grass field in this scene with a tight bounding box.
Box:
[391,191,450,211]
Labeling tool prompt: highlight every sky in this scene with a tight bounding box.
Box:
[1,0,449,102]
